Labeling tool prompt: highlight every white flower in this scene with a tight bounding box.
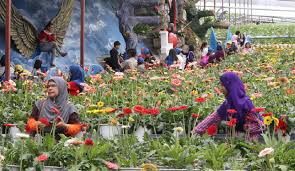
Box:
[114,72,124,76]
[15,133,30,139]
[258,147,274,157]
[64,138,83,147]
[173,127,184,133]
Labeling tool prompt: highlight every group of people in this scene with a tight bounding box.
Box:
[1,29,264,142]
[106,41,159,73]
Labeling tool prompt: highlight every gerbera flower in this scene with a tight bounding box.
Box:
[39,118,50,127]
[97,101,104,108]
[36,154,48,162]
[192,113,200,119]
[263,116,273,126]
[252,107,265,113]
[84,138,94,146]
[171,79,182,87]
[133,105,145,113]
[278,77,289,84]
[207,124,217,136]
[226,118,237,127]
[195,97,206,103]
[123,108,132,115]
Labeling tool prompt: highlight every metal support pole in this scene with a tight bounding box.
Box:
[251,0,253,22]
[80,0,85,68]
[243,0,246,24]
[214,0,216,11]
[5,0,11,81]
[222,0,224,12]
[235,0,237,25]
[229,0,231,23]
[204,0,206,10]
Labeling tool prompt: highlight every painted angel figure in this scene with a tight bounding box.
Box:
[0,0,74,67]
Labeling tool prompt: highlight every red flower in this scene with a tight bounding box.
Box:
[36,154,48,162]
[149,108,160,116]
[275,119,287,132]
[262,112,273,117]
[171,79,182,87]
[133,105,145,113]
[226,118,237,127]
[207,124,217,136]
[195,97,206,103]
[50,107,61,115]
[84,138,94,146]
[227,109,237,115]
[167,105,188,112]
[167,107,179,112]
[116,113,126,118]
[123,108,132,115]
[192,114,200,119]
[55,116,63,123]
[39,118,50,126]
[178,105,188,110]
[3,123,16,127]
[252,107,265,113]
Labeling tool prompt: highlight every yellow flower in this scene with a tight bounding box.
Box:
[263,116,273,126]
[128,117,135,122]
[173,127,184,133]
[86,110,94,114]
[97,101,104,108]
[272,116,279,126]
[141,163,158,171]
[92,109,104,114]
[191,90,198,96]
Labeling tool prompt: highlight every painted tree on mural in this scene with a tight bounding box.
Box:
[184,0,229,40]
[116,0,161,50]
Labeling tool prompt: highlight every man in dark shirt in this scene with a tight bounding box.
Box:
[109,41,122,72]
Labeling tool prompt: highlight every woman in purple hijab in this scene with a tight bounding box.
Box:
[194,72,263,141]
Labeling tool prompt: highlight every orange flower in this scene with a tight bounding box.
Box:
[278,77,289,84]
[214,87,222,95]
[26,118,39,133]
[286,88,294,95]
[65,124,84,136]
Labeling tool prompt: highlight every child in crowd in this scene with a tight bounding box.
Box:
[208,45,225,64]
[32,59,46,80]
[200,42,209,57]
[242,42,253,55]
[165,49,179,67]
[225,41,238,56]
[122,49,138,71]
[199,47,213,67]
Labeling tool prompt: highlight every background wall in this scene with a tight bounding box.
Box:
[0,0,125,69]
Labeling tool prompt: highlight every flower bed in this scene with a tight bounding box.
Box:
[0,44,294,170]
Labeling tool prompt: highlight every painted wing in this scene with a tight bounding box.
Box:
[50,0,74,50]
[0,0,38,57]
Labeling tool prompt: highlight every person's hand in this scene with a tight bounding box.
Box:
[56,121,66,127]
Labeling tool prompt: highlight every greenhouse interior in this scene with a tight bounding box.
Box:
[0,0,294,170]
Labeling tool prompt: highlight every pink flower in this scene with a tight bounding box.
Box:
[104,161,119,170]
[171,79,182,87]
[258,147,274,157]
[36,154,48,162]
